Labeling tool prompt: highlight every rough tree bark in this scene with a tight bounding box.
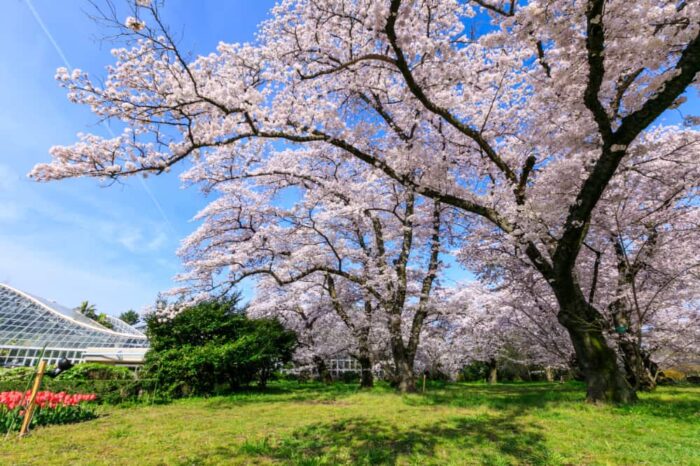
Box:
[618,337,656,391]
[488,358,498,384]
[326,276,377,389]
[387,313,416,392]
[545,366,554,382]
[357,330,374,389]
[384,199,441,393]
[610,302,656,391]
[554,279,636,403]
[608,233,659,391]
[313,355,333,384]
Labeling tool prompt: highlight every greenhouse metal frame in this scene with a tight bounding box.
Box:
[0,283,148,367]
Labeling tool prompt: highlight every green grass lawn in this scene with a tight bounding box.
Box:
[1,381,698,465]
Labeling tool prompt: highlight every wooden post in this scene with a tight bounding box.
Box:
[422,373,426,394]
[19,360,47,437]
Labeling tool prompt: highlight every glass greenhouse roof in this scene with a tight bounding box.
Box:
[0,283,148,364]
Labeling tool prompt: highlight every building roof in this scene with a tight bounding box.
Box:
[0,283,148,351]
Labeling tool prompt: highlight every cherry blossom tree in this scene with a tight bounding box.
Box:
[31,0,700,402]
[443,281,572,382]
[250,276,378,388]
[170,143,447,391]
[584,128,700,389]
[248,280,352,383]
[464,126,700,389]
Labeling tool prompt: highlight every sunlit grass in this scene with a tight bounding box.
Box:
[1,381,698,465]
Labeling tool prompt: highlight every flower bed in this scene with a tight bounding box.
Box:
[0,391,97,433]
[0,364,143,405]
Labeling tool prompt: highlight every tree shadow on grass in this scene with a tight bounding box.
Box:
[405,382,585,412]
[201,381,370,410]
[240,414,551,465]
[615,387,700,423]
[202,381,583,412]
[173,445,239,466]
[410,382,700,424]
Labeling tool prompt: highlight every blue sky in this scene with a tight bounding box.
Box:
[1,1,697,316]
[0,0,276,315]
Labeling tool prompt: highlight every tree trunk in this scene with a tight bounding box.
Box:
[387,313,416,392]
[642,350,659,386]
[609,299,656,391]
[395,359,416,393]
[313,356,332,384]
[556,293,636,403]
[359,355,374,388]
[545,366,554,382]
[391,345,416,393]
[617,337,656,391]
[488,359,498,384]
[357,334,374,388]
[258,367,269,389]
[360,358,374,388]
[607,232,657,392]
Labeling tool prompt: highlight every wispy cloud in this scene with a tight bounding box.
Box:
[116,226,168,253]
[23,0,72,68]
[0,0,276,311]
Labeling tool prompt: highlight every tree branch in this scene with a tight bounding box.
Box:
[384,0,517,185]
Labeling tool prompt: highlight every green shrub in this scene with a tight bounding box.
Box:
[54,363,141,404]
[0,367,35,384]
[142,298,297,398]
[0,367,41,394]
[0,364,141,405]
[458,361,490,382]
[338,371,360,384]
[146,298,247,351]
[57,363,133,381]
[143,343,236,398]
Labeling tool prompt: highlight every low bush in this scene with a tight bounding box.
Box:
[458,361,490,382]
[57,363,133,381]
[0,364,141,405]
[0,367,42,394]
[0,367,35,385]
[657,368,686,385]
[54,363,141,404]
[143,324,297,398]
[338,371,360,384]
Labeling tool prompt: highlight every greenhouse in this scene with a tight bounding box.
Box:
[0,283,148,367]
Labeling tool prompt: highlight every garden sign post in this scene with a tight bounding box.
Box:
[19,360,47,437]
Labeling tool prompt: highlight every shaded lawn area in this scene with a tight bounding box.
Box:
[1,381,698,465]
